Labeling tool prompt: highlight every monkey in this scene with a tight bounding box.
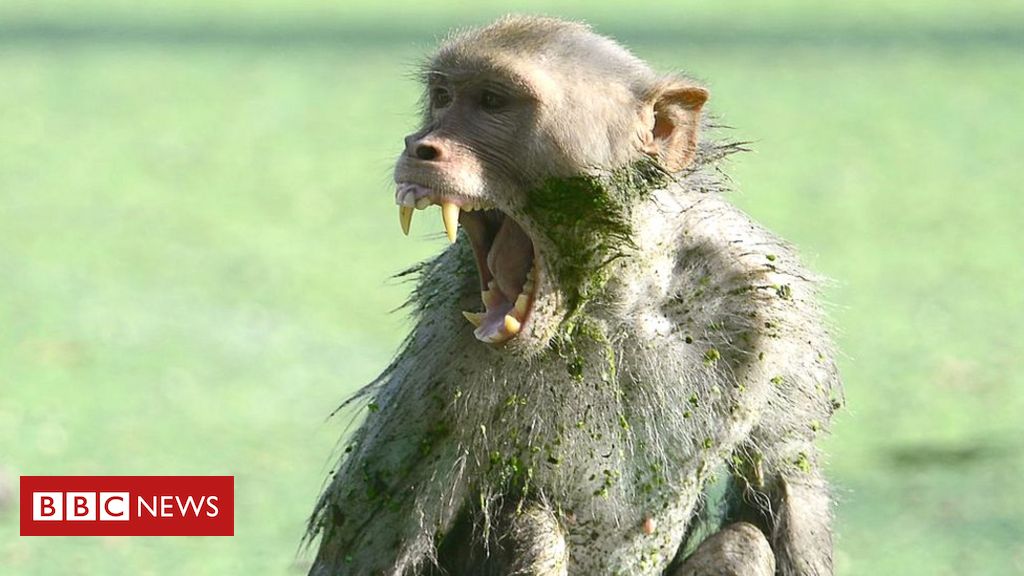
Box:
[307,15,842,576]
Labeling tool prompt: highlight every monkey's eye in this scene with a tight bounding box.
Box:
[430,87,452,109]
[479,89,508,111]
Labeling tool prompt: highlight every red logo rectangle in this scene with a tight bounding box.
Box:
[20,476,234,536]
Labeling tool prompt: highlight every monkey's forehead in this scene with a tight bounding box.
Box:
[425,22,655,96]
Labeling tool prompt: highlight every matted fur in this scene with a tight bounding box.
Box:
[307,16,841,576]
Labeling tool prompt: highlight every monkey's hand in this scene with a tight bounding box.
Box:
[669,522,775,576]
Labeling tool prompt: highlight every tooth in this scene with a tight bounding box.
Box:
[399,206,413,235]
[462,311,483,327]
[441,201,459,243]
[503,314,521,335]
[396,184,416,207]
[415,196,432,210]
[514,293,530,316]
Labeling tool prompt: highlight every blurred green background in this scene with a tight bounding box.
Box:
[1,1,1022,574]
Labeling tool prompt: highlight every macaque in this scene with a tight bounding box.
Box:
[308,15,841,576]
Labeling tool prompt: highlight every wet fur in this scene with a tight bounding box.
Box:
[307,143,841,576]
[308,16,841,576]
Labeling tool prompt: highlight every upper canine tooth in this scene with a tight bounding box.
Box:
[399,206,413,235]
[440,201,460,243]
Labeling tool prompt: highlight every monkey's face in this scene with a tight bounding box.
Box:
[393,62,563,352]
[392,34,707,354]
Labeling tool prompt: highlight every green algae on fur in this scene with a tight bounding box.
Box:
[524,159,670,319]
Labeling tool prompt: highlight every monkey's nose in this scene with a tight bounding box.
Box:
[414,143,441,161]
[405,134,443,162]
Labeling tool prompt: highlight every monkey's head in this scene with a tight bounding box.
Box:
[394,16,708,354]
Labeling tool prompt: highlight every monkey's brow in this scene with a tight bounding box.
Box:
[423,66,537,97]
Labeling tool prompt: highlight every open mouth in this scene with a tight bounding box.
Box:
[396,182,538,345]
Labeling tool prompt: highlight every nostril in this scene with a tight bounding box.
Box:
[415,143,441,161]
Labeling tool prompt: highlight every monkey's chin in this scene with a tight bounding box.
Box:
[396,182,540,345]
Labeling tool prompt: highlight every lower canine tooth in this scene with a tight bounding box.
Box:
[504,314,521,335]
[440,201,460,243]
[415,197,431,210]
[399,206,413,235]
[462,311,483,327]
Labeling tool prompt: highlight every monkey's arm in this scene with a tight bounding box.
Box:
[724,245,840,576]
[664,194,841,576]
[727,266,840,576]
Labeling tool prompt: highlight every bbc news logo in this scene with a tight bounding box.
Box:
[32,490,220,522]
[20,476,233,536]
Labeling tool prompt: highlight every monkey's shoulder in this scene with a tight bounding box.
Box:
[657,195,839,390]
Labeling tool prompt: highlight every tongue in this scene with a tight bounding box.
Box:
[487,217,533,301]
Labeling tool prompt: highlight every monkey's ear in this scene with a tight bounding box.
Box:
[641,83,709,172]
